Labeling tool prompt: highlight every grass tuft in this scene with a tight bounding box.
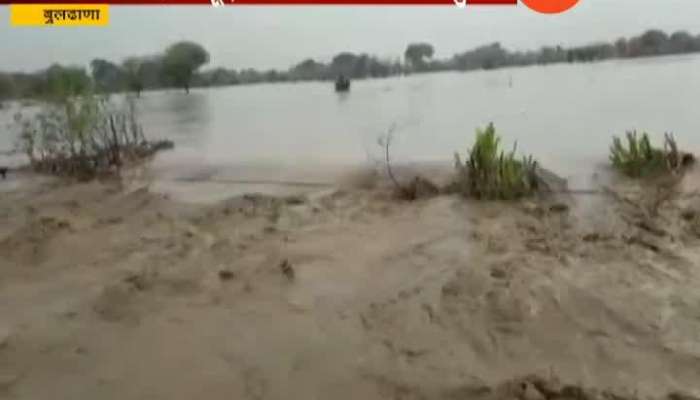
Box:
[609,131,692,178]
[454,123,538,200]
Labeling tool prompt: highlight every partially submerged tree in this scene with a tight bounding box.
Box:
[14,89,173,180]
[43,64,92,100]
[122,56,164,97]
[330,52,359,78]
[90,58,126,94]
[452,43,508,70]
[162,41,210,93]
[122,57,145,97]
[289,58,327,81]
[404,43,434,72]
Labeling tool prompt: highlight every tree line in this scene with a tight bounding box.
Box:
[1,29,700,101]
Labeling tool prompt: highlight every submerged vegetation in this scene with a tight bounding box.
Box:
[378,123,694,203]
[14,92,172,180]
[454,123,539,200]
[609,131,694,178]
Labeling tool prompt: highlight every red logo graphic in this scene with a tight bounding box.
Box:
[521,0,579,14]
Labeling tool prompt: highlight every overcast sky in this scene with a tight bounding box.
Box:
[1,0,699,72]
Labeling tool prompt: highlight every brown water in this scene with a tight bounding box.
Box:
[2,54,700,197]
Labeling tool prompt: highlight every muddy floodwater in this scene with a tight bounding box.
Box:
[2,54,700,199]
[4,55,700,399]
[140,55,700,176]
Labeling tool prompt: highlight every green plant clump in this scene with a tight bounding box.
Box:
[14,92,173,180]
[454,123,538,200]
[609,131,686,177]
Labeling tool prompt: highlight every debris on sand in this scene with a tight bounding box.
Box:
[626,235,662,253]
[218,270,235,281]
[39,216,72,231]
[634,220,668,237]
[548,203,569,213]
[396,176,440,200]
[0,374,20,391]
[97,216,123,225]
[284,195,307,205]
[123,272,151,291]
[449,374,700,400]
[0,326,10,349]
[521,201,545,218]
[681,209,696,221]
[534,166,569,194]
[668,392,700,400]
[582,232,601,242]
[93,283,140,323]
[279,259,294,280]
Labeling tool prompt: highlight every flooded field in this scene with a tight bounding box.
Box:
[3,54,700,199]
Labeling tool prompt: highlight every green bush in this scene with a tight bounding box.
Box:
[14,94,172,179]
[454,123,538,200]
[609,131,687,177]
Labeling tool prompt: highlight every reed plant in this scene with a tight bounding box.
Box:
[609,131,689,177]
[454,123,538,199]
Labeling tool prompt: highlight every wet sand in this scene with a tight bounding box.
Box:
[2,166,700,399]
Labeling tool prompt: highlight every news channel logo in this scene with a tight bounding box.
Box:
[453,0,579,13]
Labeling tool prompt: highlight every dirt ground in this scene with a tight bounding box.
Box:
[2,166,700,400]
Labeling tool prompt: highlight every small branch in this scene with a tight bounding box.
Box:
[382,123,402,191]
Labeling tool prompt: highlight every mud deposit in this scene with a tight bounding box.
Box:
[2,168,700,399]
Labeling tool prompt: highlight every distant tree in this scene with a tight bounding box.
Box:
[669,31,698,53]
[44,64,91,98]
[162,41,210,93]
[628,29,670,57]
[507,50,538,66]
[90,58,125,93]
[139,57,164,89]
[330,52,359,77]
[640,30,669,51]
[367,56,393,77]
[196,67,239,86]
[122,57,145,97]
[122,56,164,97]
[614,37,628,57]
[6,72,42,99]
[567,43,616,62]
[237,68,264,84]
[537,46,567,64]
[404,43,434,71]
[453,43,507,71]
[5,28,700,99]
[0,73,17,101]
[263,69,287,82]
[290,58,327,80]
[212,68,239,85]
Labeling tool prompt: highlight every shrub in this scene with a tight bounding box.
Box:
[609,131,692,177]
[14,94,172,180]
[454,123,538,199]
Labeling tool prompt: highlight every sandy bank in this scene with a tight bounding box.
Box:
[2,167,700,399]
